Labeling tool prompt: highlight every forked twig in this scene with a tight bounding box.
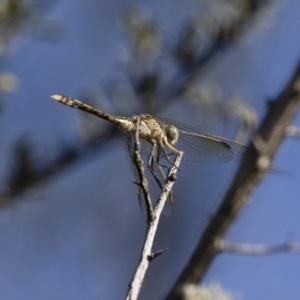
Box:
[132,117,153,220]
[126,120,183,300]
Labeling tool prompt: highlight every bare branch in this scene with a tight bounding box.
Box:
[216,239,300,255]
[126,151,183,300]
[166,59,300,300]
[132,117,153,220]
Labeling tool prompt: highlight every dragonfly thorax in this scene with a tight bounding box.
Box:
[138,116,165,144]
[137,120,152,138]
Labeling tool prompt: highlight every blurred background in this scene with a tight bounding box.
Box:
[0,0,299,299]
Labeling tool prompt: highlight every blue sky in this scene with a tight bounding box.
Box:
[0,0,299,299]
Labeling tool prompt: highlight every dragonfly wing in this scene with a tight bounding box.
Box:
[158,118,247,162]
[176,131,234,162]
[212,135,247,161]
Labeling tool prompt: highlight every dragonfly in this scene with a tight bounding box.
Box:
[51,94,247,204]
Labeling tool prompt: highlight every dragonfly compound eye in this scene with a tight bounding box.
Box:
[165,125,179,145]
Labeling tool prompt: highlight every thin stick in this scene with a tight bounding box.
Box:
[126,151,183,300]
[132,117,153,220]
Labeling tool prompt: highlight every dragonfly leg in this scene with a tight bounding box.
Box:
[159,145,180,170]
[147,145,164,189]
[155,147,168,169]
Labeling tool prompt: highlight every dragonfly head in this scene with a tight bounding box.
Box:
[165,124,179,145]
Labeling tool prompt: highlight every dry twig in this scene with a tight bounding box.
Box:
[126,119,183,300]
[132,117,153,220]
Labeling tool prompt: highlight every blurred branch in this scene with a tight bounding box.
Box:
[286,125,300,138]
[0,0,58,54]
[0,127,118,206]
[217,239,300,255]
[120,0,274,111]
[0,0,48,112]
[0,0,33,53]
[166,58,300,300]
[156,0,274,110]
[8,136,36,191]
[180,283,237,300]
